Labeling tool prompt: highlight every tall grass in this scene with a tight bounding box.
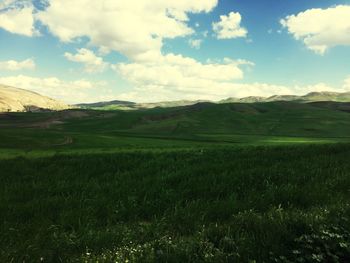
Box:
[1,144,350,262]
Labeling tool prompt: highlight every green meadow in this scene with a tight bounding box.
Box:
[1,101,350,262]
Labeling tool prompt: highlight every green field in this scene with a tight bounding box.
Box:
[1,101,350,262]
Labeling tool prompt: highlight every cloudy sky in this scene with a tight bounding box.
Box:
[0,0,350,103]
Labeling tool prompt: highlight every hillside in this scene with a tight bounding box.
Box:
[78,91,350,110]
[76,99,211,110]
[221,91,350,104]
[16,100,347,140]
[77,100,136,109]
[301,91,350,102]
[0,85,70,112]
[2,98,350,262]
[2,100,350,262]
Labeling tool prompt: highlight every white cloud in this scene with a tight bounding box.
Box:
[188,39,202,49]
[0,2,37,36]
[64,48,108,73]
[212,12,247,39]
[3,1,347,103]
[0,0,16,9]
[112,52,349,102]
[112,53,289,102]
[114,53,245,86]
[281,5,350,55]
[0,59,35,71]
[344,77,350,91]
[36,0,218,61]
[0,75,116,104]
[113,53,347,103]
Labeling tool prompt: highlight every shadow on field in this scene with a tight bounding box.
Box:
[1,144,350,262]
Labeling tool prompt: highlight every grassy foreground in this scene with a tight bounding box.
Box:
[1,144,350,262]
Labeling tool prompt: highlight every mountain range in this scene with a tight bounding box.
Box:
[1,84,350,112]
[0,85,69,112]
[78,91,350,110]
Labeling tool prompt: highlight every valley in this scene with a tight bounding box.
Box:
[1,97,350,262]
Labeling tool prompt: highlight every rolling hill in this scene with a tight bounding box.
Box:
[77,91,350,110]
[77,100,136,109]
[1,99,350,152]
[76,99,210,110]
[0,85,70,112]
[30,100,350,140]
[2,91,350,262]
[301,91,350,102]
[220,91,350,104]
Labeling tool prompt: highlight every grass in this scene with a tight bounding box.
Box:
[1,145,350,262]
[1,102,350,262]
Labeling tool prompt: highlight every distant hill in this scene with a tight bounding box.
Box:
[77,99,210,110]
[2,95,350,139]
[265,95,301,102]
[3,85,350,113]
[219,91,350,105]
[79,91,350,111]
[50,100,350,139]
[0,85,70,112]
[301,91,350,102]
[77,100,136,110]
[221,96,266,103]
[137,100,210,109]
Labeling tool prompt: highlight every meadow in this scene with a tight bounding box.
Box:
[1,101,350,262]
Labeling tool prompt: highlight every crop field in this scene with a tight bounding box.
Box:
[1,102,350,262]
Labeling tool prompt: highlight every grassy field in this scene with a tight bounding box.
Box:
[1,101,350,262]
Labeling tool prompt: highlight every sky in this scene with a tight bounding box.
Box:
[0,0,350,104]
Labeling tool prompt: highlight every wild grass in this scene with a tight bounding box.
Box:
[1,144,350,262]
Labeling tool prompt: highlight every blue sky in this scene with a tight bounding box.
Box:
[0,0,350,103]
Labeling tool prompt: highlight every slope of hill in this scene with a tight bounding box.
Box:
[79,91,350,111]
[301,91,350,102]
[2,93,350,262]
[0,85,70,112]
[265,95,301,102]
[77,100,136,109]
[55,101,350,140]
[76,99,210,110]
[220,91,350,104]
[221,96,265,103]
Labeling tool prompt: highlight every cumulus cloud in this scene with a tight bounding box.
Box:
[212,12,247,39]
[0,0,16,9]
[113,53,245,91]
[112,52,349,102]
[112,53,291,102]
[35,0,218,61]
[113,52,348,103]
[281,5,350,55]
[116,83,289,103]
[3,1,346,103]
[64,48,109,73]
[344,77,350,91]
[188,39,203,49]
[0,0,38,36]
[0,75,116,104]
[0,59,35,71]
